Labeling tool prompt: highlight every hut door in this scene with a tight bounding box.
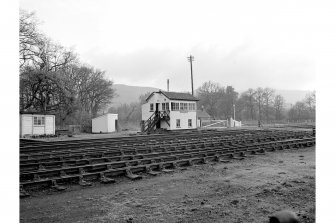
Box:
[115,120,118,132]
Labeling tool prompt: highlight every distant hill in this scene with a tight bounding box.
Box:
[110,84,312,108]
[110,84,159,107]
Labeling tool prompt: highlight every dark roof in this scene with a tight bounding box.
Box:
[196,109,211,118]
[146,90,199,101]
[20,110,55,115]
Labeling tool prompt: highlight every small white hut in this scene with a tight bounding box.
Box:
[92,113,118,133]
[20,112,55,137]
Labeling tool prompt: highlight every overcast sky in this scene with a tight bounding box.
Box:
[20,0,317,92]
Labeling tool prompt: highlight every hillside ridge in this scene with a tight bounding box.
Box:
[110,84,312,107]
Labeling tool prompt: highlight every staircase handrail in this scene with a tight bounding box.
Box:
[143,110,171,132]
[144,112,156,127]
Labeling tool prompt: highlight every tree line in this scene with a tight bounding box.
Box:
[196,81,315,123]
[288,91,315,122]
[19,10,116,129]
[107,81,315,131]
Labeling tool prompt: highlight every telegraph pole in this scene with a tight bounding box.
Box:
[187,55,194,95]
[233,104,236,127]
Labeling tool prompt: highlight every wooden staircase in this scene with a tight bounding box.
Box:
[143,111,170,133]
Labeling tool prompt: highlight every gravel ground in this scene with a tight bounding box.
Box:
[27,131,140,142]
[20,146,315,223]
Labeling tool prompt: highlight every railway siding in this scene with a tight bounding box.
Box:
[20,129,315,197]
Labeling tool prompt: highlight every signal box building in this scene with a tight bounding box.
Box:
[141,91,199,132]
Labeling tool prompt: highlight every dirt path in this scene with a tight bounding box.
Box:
[20,146,315,223]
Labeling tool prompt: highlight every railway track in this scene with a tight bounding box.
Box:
[20,129,315,196]
[20,129,308,152]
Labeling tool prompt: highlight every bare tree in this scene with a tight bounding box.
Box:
[289,101,309,121]
[274,94,285,120]
[35,38,77,71]
[19,9,42,70]
[221,86,238,119]
[196,81,225,118]
[20,70,74,114]
[262,88,275,123]
[68,65,116,117]
[238,88,256,120]
[304,91,316,120]
[20,9,77,72]
[255,87,264,124]
[288,91,315,122]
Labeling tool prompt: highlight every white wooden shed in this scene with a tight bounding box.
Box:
[92,113,118,133]
[20,112,55,137]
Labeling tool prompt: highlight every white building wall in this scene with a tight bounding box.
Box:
[107,114,118,132]
[148,93,169,104]
[92,115,108,133]
[234,121,242,127]
[33,126,45,135]
[170,110,197,130]
[45,116,55,134]
[21,115,33,136]
[228,117,242,127]
[92,113,118,133]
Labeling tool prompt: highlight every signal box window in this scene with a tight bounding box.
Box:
[180,103,188,111]
[189,103,195,111]
[150,103,154,111]
[176,119,181,128]
[171,102,179,111]
[188,119,192,128]
[162,102,169,111]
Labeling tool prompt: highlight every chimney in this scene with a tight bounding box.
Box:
[167,79,170,92]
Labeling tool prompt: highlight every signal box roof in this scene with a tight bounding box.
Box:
[146,90,199,102]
